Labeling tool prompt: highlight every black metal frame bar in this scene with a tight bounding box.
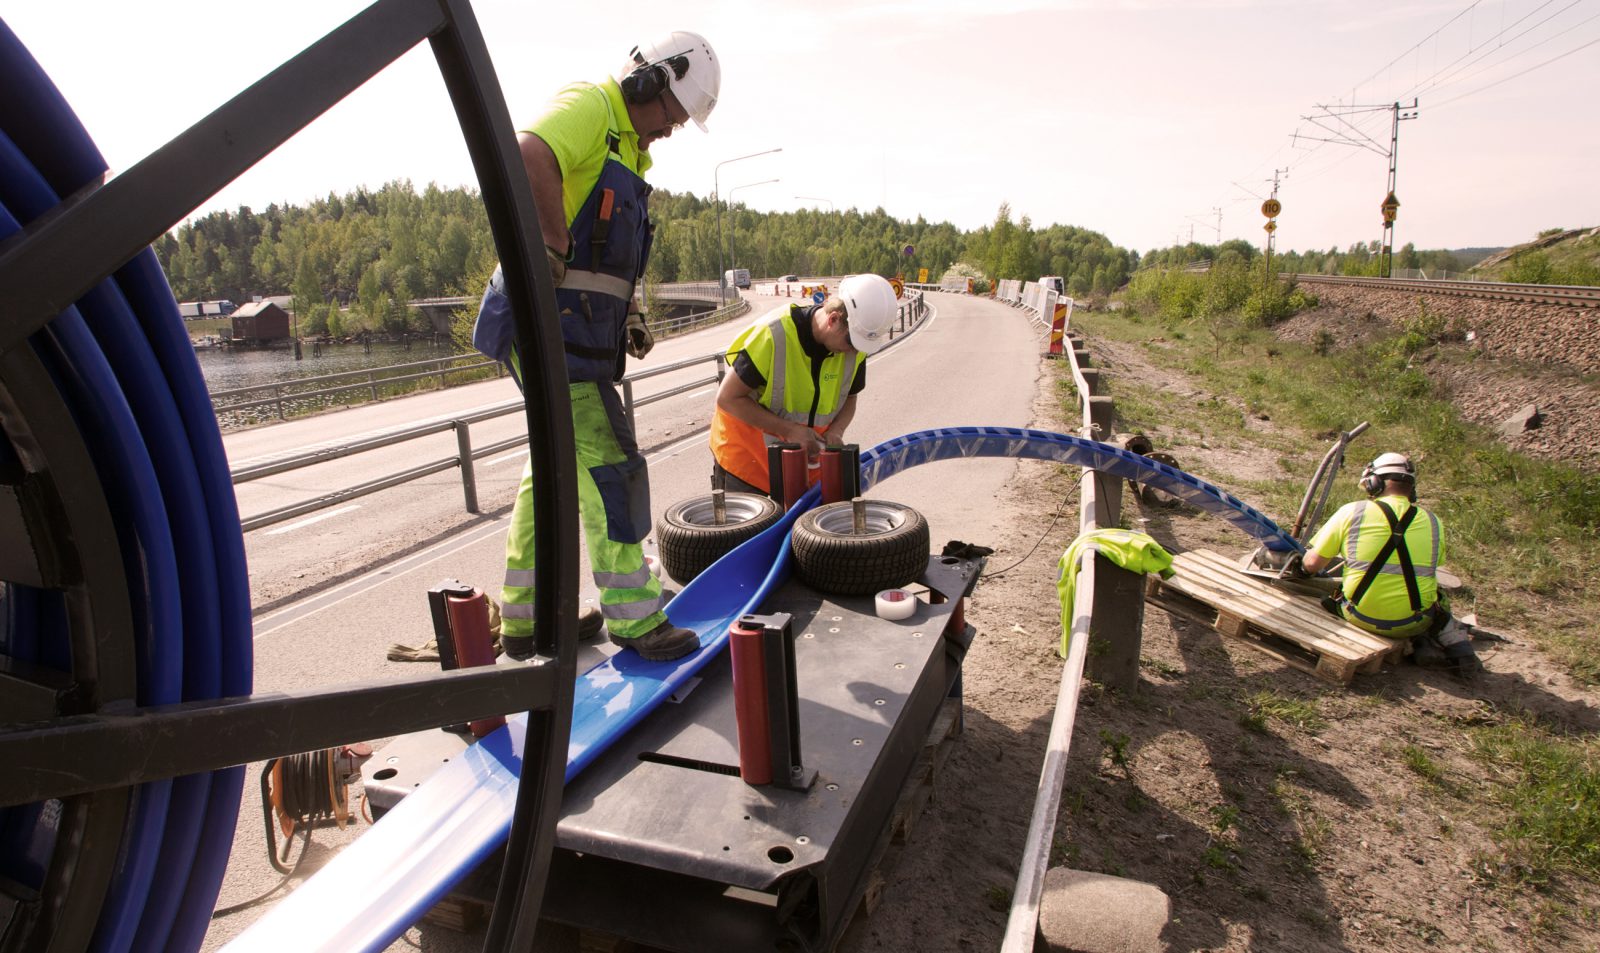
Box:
[0,0,579,948]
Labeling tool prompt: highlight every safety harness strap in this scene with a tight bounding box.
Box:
[1347,500,1422,613]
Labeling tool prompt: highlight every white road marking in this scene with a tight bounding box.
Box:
[252,517,509,639]
[263,505,361,535]
[487,450,528,467]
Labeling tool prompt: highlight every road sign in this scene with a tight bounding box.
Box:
[1261,198,1281,218]
[918,267,928,283]
[890,278,904,298]
[1381,191,1400,224]
[1264,220,1278,233]
[902,244,915,257]
[812,291,825,305]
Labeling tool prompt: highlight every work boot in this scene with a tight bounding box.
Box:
[609,620,699,661]
[500,607,604,661]
[1409,632,1449,668]
[1441,638,1485,681]
[1450,652,1486,681]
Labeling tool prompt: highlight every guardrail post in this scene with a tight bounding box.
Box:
[456,420,479,514]
[1085,395,1121,522]
[622,378,636,434]
[1086,552,1145,692]
[275,383,286,420]
[369,370,379,403]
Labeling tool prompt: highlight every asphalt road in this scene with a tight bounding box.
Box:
[201,290,1046,951]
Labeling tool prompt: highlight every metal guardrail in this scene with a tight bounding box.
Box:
[211,352,506,423]
[232,291,927,531]
[1001,289,1110,952]
[211,299,753,426]
[1293,273,1600,308]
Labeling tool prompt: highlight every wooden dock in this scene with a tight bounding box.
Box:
[1145,549,1406,684]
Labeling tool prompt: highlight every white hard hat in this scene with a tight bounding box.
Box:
[630,31,720,131]
[838,274,898,354]
[1369,452,1415,481]
[1360,451,1416,494]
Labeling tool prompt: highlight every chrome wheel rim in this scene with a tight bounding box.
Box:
[811,500,907,537]
[681,495,772,527]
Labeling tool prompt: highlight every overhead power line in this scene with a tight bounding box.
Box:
[1432,29,1600,106]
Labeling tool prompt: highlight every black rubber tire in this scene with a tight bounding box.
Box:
[791,499,930,596]
[656,492,784,584]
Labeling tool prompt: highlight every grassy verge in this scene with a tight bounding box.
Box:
[1075,295,1600,682]
[1072,268,1600,913]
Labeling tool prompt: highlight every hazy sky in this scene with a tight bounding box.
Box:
[5,0,1597,256]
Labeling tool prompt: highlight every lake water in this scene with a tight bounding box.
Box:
[193,339,458,393]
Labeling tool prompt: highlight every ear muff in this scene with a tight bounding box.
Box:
[620,61,669,104]
[1358,465,1384,496]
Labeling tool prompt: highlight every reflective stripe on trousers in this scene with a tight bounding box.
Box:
[500,379,665,639]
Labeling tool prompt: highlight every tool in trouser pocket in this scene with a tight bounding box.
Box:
[591,187,615,260]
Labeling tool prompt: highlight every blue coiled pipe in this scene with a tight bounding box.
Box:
[0,19,252,953]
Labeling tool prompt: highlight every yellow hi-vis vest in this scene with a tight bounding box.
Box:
[710,305,863,491]
[1308,495,1444,635]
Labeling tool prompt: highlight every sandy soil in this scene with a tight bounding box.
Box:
[838,324,1600,952]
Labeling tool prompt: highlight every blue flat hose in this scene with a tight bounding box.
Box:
[859,427,1302,553]
[1,19,251,953]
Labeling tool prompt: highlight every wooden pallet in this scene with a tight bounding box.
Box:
[1144,549,1406,684]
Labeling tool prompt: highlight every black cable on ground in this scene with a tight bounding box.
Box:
[981,483,1082,580]
[210,826,309,920]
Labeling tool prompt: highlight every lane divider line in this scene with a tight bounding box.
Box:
[263,505,361,536]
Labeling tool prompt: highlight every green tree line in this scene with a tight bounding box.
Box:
[1133,238,1499,279]
[155,181,1137,335]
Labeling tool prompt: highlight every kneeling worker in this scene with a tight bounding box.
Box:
[1301,452,1483,677]
[709,274,899,493]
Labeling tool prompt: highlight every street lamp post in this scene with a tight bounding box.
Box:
[796,196,835,275]
[715,148,782,302]
[727,178,779,281]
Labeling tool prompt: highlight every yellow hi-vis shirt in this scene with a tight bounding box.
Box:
[1307,494,1444,635]
[523,77,651,227]
[1056,529,1174,657]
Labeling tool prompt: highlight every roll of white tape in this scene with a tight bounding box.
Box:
[875,588,917,621]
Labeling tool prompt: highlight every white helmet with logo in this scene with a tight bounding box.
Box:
[628,31,720,131]
[1360,452,1416,494]
[838,274,899,354]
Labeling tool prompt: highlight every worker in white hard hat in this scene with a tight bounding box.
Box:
[709,273,900,494]
[1300,452,1483,677]
[472,31,721,663]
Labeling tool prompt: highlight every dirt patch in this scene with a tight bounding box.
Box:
[1275,304,1396,353]
[840,336,1600,952]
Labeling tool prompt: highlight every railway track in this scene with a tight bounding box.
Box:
[1293,273,1600,309]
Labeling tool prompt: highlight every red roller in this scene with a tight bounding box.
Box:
[729,618,773,784]
[444,590,506,738]
[819,448,844,503]
[780,446,809,510]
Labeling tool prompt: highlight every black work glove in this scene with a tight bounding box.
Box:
[941,540,995,560]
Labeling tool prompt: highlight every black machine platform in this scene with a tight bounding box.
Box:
[363,554,981,951]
